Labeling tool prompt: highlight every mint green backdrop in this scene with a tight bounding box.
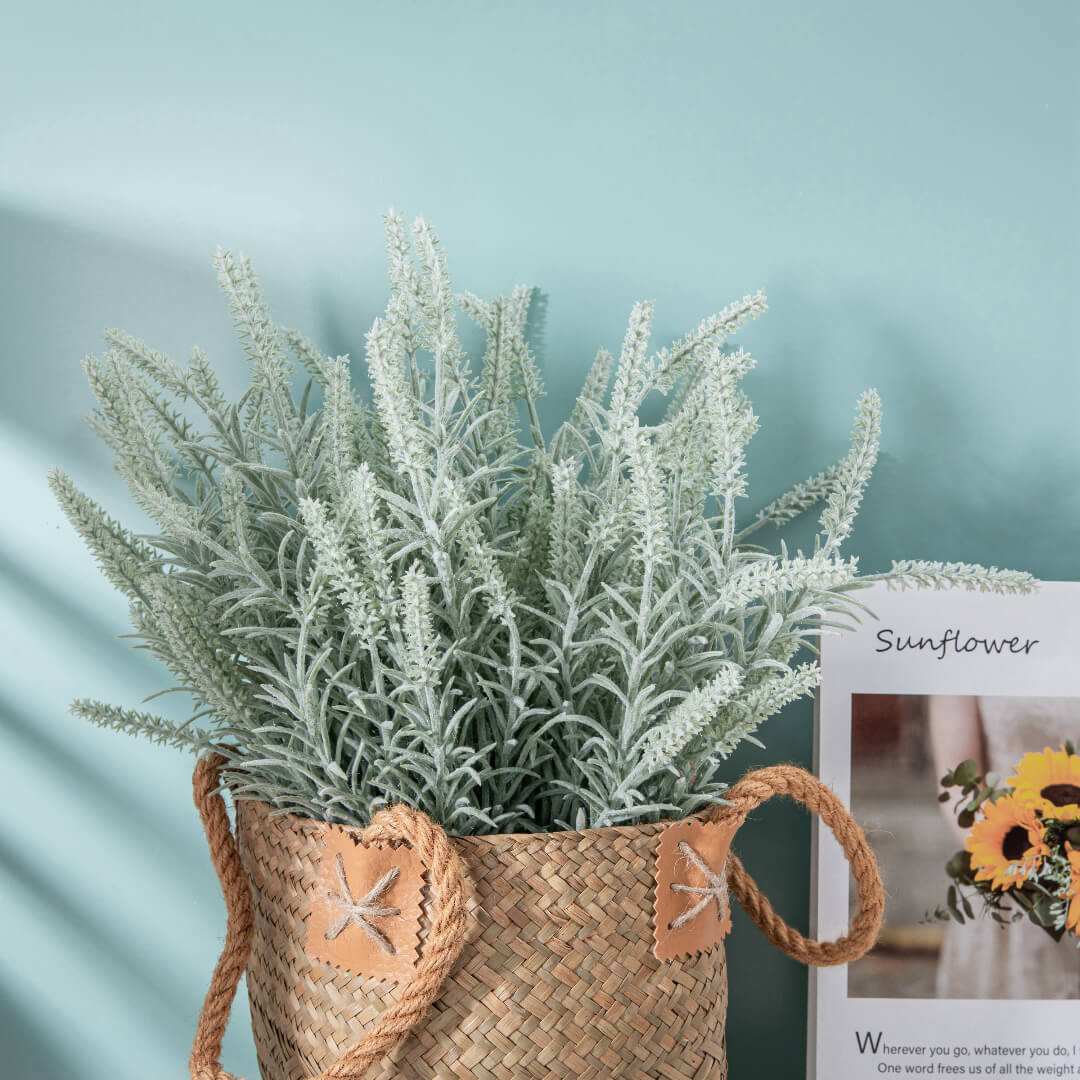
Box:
[1,2,1076,1076]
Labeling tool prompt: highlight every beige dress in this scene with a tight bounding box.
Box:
[936,695,1080,999]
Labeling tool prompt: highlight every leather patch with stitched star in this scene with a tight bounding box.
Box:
[305,824,425,982]
[652,817,737,961]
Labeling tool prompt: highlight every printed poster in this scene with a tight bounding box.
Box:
[811,581,1080,1080]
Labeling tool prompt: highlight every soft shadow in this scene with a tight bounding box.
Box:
[0,979,84,1079]
[0,205,265,1074]
[0,548,156,659]
[0,830,191,1021]
[0,690,195,851]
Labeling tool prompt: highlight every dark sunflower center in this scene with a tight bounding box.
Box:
[1002,826,1030,862]
[1040,783,1080,807]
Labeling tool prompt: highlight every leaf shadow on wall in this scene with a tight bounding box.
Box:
[0,205,263,1080]
[0,979,83,1080]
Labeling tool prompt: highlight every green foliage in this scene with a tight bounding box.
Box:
[52,213,1037,833]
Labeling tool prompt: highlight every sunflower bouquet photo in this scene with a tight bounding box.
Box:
[937,744,1080,942]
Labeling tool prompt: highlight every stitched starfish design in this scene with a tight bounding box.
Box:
[324,851,402,955]
[668,840,729,931]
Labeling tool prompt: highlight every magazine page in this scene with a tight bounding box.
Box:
[811,581,1080,1080]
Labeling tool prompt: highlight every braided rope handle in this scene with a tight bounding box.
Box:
[190,753,255,1080]
[711,764,884,967]
[188,753,469,1080]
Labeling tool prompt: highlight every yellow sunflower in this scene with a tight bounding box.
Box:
[965,795,1048,891]
[1066,845,1080,936]
[1009,746,1080,820]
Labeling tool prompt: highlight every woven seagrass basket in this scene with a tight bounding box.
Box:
[188,755,883,1080]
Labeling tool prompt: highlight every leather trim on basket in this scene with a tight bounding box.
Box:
[305,823,426,982]
[653,818,737,961]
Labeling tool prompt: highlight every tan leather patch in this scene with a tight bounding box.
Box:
[305,825,424,982]
[652,818,737,961]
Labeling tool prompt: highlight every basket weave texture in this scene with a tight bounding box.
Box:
[236,799,728,1080]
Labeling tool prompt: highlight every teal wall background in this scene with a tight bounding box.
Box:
[1,2,1077,1076]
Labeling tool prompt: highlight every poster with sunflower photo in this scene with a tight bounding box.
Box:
[809,581,1080,1080]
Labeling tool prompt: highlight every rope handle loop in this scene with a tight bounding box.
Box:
[710,764,884,967]
[188,752,469,1080]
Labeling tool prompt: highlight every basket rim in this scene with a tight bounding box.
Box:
[235,794,719,850]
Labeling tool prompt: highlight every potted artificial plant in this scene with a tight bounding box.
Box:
[51,214,1033,1080]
